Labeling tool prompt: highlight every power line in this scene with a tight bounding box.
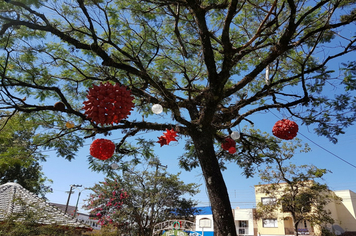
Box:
[298,132,356,169]
[269,111,356,169]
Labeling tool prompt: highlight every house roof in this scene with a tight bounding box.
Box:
[194,206,212,215]
[0,182,90,229]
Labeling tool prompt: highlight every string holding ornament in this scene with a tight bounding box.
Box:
[90,139,116,160]
[82,82,134,126]
[272,119,298,140]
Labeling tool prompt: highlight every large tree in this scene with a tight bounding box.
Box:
[84,159,199,236]
[0,113,51,197]
[0,0,355,235]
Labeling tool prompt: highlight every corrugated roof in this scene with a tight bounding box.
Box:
[0,182,90,229]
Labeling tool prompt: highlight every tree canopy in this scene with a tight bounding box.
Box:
[0,113,51,197]
[1,0,356,235]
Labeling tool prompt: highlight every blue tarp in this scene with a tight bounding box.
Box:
[193,206,212,215]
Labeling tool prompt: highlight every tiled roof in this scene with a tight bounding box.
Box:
[0,182,90,229]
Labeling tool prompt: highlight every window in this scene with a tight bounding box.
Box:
[237,220,248,234]
[239,220,248,228]
[261,197,276,205]
[262,219,278,228]
[199,218,211,228]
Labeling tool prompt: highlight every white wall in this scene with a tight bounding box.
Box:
[234,208,255,235]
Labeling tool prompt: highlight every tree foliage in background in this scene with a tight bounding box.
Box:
[0,0,356,234]
[84,160,199,236]
[256,139,341,236]
[0,113,51,198]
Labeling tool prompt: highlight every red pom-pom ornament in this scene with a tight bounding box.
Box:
[83,82,134,126]
[90,139,116,160]
[272,119,299,140]
[221,138,236,154]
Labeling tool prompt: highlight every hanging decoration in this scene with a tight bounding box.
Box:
[151,104,163,114]
[90,139,116,160]
[230,131,240,140]
[157,135,167,147]
[111,163,119,170]
[272,119,299,140]
[54,102,66,111]
[65,121,75,129]
[82,82,134,126]
[221,137,236,154]
[157,128,178,146]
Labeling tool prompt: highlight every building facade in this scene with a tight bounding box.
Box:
[255,183,356,236]
[325,190,356,235]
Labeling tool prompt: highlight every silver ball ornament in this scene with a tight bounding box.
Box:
[151,104,163,114]
[231,131,240,140]
[111,163,119,170]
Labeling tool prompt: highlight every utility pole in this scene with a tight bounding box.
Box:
[65,184,82,214]
[74,188,88,217]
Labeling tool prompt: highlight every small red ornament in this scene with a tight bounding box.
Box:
[221,138,236,154]
[157,136,167,147]
[221,138,235,150]
[157,129,178,146]
[163,129,178,144]
[272,119,299,140]
[228,147,237,154]
[90,139,115,160]
[83,82,134,126]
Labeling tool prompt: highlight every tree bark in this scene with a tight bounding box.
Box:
[190,128,237,236]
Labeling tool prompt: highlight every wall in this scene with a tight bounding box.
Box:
[330,190,356,232]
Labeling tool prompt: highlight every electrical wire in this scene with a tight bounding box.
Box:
[269,111,356,169]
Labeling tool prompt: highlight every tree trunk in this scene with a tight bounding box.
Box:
[294,223,299,236]
[191,129,237,236]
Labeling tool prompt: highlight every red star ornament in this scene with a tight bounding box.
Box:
[157,136,168,147]
[163,129,178,144]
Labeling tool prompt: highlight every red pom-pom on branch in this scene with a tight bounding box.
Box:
[83,82,134,126]
[90,139,116,160]
[221,138,236,154]
[272,119,299,140]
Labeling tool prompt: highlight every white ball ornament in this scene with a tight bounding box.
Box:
[111,163,119,170]
[231,131,240,140]
[152,104,163,114]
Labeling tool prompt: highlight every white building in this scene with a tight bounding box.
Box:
[194,206,256,236]
[233,207,256,236]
